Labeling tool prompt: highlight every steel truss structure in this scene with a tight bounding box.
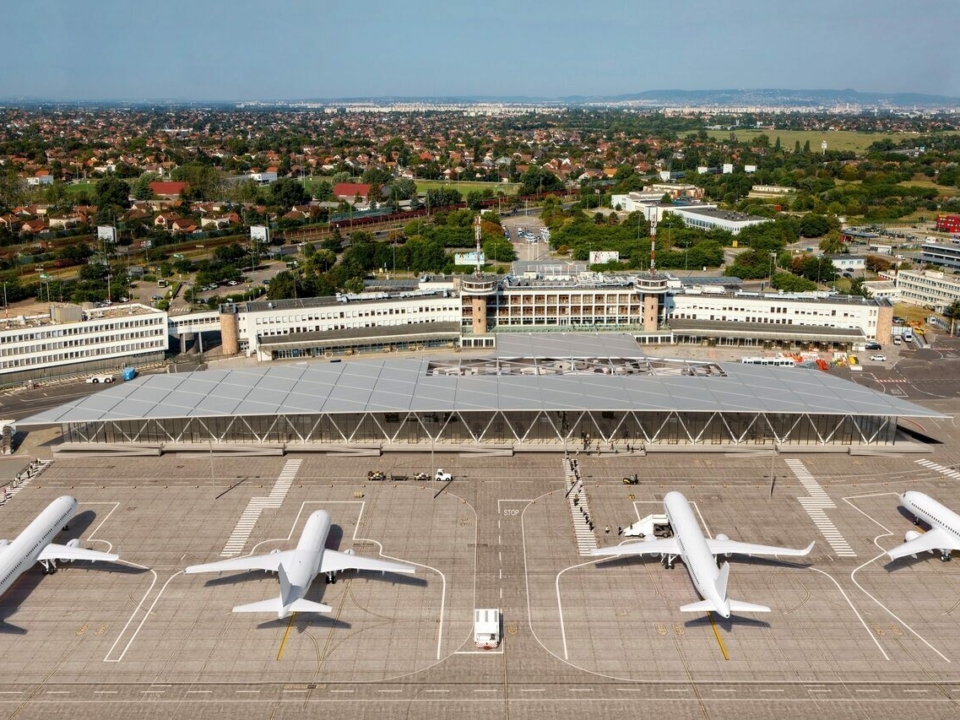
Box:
[61,407,896,449]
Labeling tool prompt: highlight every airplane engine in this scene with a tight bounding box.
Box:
[904,530,922,544]
[344,548,356,555]
[65,538,81,562]
[714,533,732,557]
[0,539,9,548]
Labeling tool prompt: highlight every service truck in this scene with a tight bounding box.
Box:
[474,608,501,649]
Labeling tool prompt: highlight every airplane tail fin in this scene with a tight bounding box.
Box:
[716,561,730,601]
[278,564,295,606]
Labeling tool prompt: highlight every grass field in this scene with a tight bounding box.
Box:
[62,181,99,196]
[687,129,960,155]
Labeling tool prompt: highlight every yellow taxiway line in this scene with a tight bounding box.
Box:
[707,612,730,660]
[277,612,297,660]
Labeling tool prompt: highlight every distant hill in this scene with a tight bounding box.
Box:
[4,88,959,108]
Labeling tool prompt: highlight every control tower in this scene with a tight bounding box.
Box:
[459,215,498,335]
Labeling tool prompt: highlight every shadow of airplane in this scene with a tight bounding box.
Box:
[684,613,771,630]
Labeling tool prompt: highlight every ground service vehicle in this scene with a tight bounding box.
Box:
[86,374,115,384]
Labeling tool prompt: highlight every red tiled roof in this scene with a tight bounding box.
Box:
[333,183,372,199]
[150,181,188,196]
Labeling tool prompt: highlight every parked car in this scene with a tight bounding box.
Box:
[871,354,887,362]
[865,342,881,350]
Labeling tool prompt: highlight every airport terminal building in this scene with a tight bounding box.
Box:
[19,334,942,455]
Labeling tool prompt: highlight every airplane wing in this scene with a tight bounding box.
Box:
[320,549,415,575]
[184,550,295,575]
[887,528,960,561]
[705,539,815,558]
[591,537,681,558]
[38,543,119,563]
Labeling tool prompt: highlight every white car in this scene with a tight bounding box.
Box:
[870,354,887,362]
[86,374,115,384]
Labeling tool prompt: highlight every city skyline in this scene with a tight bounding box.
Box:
[3,0,959,102]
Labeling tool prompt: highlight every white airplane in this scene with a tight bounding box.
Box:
[185,509,415,619]
[887,490,960,562]
[592,491,814,618]
[0,495,120,602]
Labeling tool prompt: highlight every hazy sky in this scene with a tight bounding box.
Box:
[3,0,958,101]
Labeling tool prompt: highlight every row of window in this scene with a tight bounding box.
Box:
[674,304,876,318]
[0,340,165,370]
[0,329,165,356]
[250,305,457,326]
[0,317,163,345]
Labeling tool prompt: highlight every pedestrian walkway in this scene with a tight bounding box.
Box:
[785,458,856,557]
[1,459,54,505]
[916,458,960,480]
[220,458,301,556]
[564,457,597,556]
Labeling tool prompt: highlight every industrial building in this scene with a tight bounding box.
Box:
[921,240,960,271]
[18,334,941,455]
[664,285,892,347]
[895,269,960,312]
[0,303,168,386]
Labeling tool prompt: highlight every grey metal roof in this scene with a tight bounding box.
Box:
[493,332,648,359]
[18,354,945,427]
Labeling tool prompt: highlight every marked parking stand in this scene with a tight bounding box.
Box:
[786,458,856,557]
[220,459,301,556]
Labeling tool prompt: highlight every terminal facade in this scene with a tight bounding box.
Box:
[1,269,894,387]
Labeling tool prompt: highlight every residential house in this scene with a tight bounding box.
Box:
[20,219,48,235]
[171,218,198,234]
[149,181,189,199]
[27,170,54,186]
[332,183,372,203]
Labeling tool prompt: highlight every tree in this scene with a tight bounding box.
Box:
[95,176,131,212]
[171,163,222,201]
[799,213,831,238]
[771,272,816,292]
[518,166,564,196]
[270,178,310,210]
[133,173,159,200]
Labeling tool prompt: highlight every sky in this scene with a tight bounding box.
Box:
[3,0,959,101]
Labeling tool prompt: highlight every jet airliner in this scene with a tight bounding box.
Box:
[592,491,814,618]
[185,509,415,618]
[887,490,960,562]
[0,496,120,603]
